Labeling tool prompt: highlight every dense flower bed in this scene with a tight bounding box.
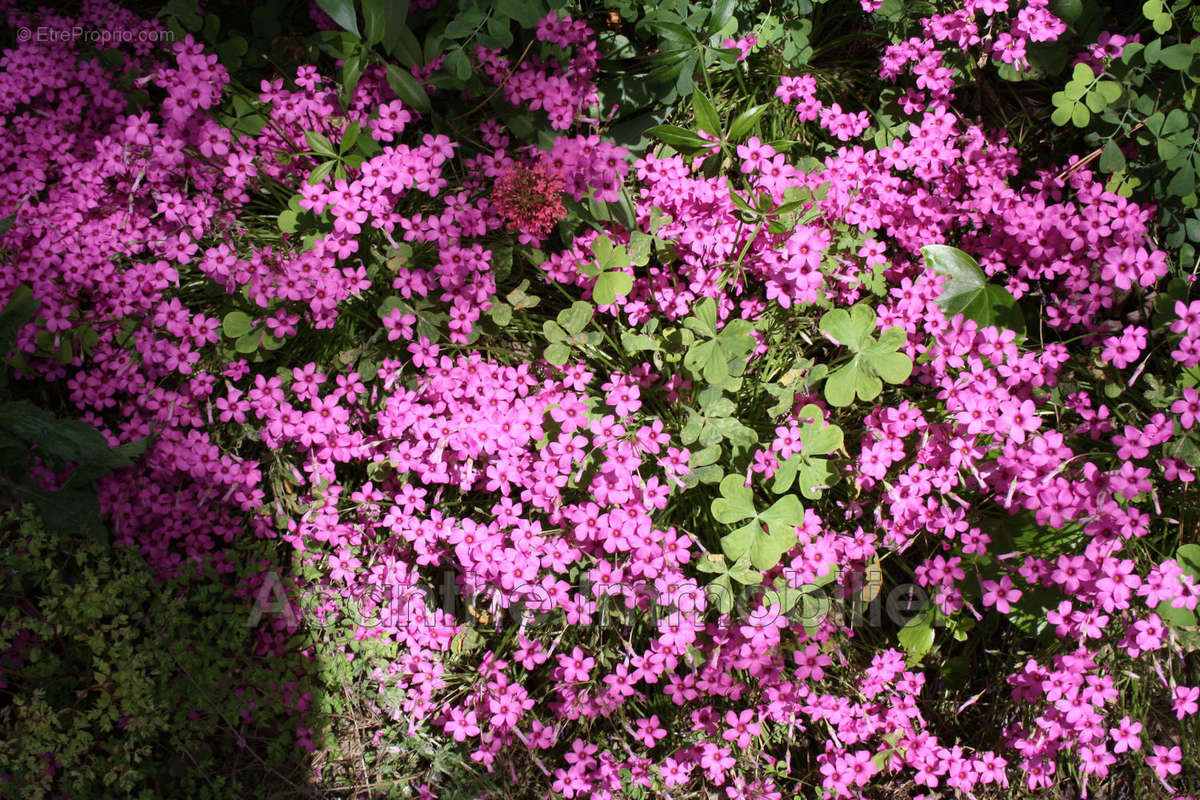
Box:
[1,0,1198,797]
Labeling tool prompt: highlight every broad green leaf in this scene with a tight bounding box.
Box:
[30,485,108,543]
[692,90,721,137]
[819,304,873,350]
[758,493,802,538]
[922,244,1020,329]
[685,339,728,385]
[383,16,421,66]
[711,474,756,522]
[385,63,430,112]
[0,401,131,468]
[689,444,722,468]
[0,286,39,368]
[316,0,359,36]
[797,404,843,454]
[645,124,713,152]
[544,342,571,365]
[1094,80,1122,103]
[1177,544,1200,581]
[593,271,633,305]
[278,208,298,233]
[720,518,796,571]
[222,311,253,338]
[235,331,260,353]
[361,0,388,45]
[898,608,935,665]
[1099,139,1126,172]
[307,160,335,185]
[628,232,653,266]
[498,0,543,27]
[728,104,768,141]
[558,301,593,335]
[305,131,337,158]
[687,297,718,338]
[824,360,859,407]
[443,7,484,38]
[795,456,833,499]
[1048,0,1082,22]
[1071,102,1090,127]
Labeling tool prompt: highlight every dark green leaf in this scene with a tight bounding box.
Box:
[645,124,713,153]
[1158,44,1194,70]
[692,91,721,137]
[305,131,337,158]
[316,0,359,36]
[0,401,130,468]
[362,0,388,45]
[498,0,543,28]
[728,104,768,142]
[922,244,1020,329]
[1099,139,1126,172]
[385,63,431,112]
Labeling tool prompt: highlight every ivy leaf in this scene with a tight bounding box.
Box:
[922,245,1022,331]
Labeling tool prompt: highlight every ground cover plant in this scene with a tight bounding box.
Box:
[0,0,1198,797]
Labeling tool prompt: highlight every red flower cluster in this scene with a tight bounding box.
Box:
[490,162,566,240]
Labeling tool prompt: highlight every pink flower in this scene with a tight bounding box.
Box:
[1173,686,1199,720]
[1146,744,1183,778]
[1172,387,1200,429]
[722,709,761,749]
[1109,716,1142,753]
[980,575,1022,613]
[633,715,668,748]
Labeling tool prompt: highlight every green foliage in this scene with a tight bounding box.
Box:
[582,235,639,305]
[711,474,802,569]
[819,304,913,406]
[0,288,147,543]
[0,508,310,798]
[770,403,843,498]
[682,297,757,387]
[696,553,762,614]
[1041,1,1200,269]
[897,606,936,666]
[543,301,601,364]
[922,245,1024,334]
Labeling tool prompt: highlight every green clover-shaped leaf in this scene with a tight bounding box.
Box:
[711,475,801,569]
[820,305,913,407]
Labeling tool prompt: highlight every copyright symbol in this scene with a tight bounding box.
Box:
[16,27,31,42]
